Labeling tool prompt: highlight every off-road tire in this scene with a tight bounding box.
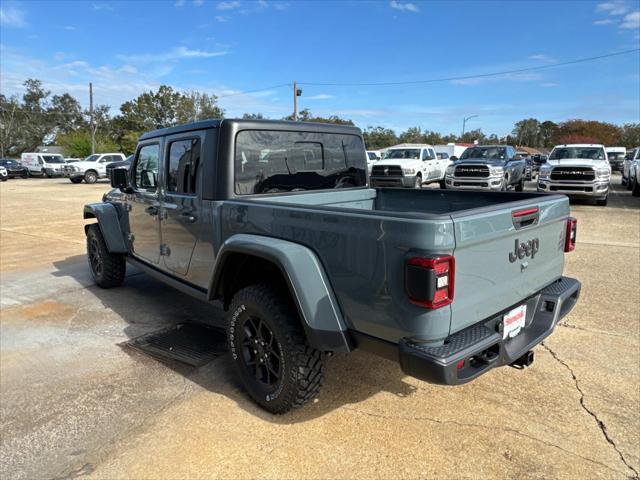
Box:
[84,170,98,184]
[70,177,83,184]
[596,196,608,206]
[515,177,525,192]
[86,224,126,288]
[227,284,324,414]
[414,174,422,189]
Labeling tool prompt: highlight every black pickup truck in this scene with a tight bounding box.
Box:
[85,119,580,413]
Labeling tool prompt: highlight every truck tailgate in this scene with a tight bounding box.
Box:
[450,197,569,334]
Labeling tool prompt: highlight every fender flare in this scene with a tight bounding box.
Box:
[83,203,128,253]
[210,234,352,352]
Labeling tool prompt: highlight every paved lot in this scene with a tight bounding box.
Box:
[1,176,638,480]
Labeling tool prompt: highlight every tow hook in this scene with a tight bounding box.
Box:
[511,350,534,369]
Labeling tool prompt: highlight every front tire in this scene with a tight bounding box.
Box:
[632,174,640,197]
[414,174,422,189]
[439,179,446,189]
[515,177,525,192]
[86,224,126,288]
[84,171,98,184]
[596,196,608,206]
[70,177,83,184]
[227,284,324,414]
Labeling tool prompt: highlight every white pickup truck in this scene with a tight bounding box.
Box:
[64,153,126,184]
[369,144,447,188]
[538,144,611,206]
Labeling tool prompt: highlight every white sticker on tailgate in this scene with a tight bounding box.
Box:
[503,304,526,339]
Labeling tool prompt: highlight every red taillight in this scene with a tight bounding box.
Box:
[406,255,455,309]
[565,217,577,252]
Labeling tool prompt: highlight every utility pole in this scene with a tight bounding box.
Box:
[89,82,95,154]
[292,81,302,121]
[461,114,478,138]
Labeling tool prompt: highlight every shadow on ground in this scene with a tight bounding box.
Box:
[52,255,417,423]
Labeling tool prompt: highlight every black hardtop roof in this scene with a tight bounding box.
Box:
[139,118,362,141]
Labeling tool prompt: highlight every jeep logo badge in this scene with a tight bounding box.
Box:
[509,238,539,263]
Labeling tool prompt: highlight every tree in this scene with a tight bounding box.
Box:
[57,130,118,158]
[175,91,223,124]
[538,121,558,148]
[282,108,354,125]
[398,127,424,144]
[619,123,640,148]
[459,128,486,144]
[553,119,621,146]
[362,126,398,149]
[242,113,266,119]
[50,93,86,135]
[512,118,540,147]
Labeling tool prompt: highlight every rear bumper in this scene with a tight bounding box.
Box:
[537,179,609,198]
[353,277,580,385]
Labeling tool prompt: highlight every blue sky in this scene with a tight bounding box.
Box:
[1,0,639,136]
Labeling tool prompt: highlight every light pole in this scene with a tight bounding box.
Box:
[461,114,478,138]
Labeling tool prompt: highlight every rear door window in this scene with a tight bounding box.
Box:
[167,138,201,194]
[234,130,366,195]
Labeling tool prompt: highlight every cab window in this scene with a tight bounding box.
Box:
[167,138,201,194]
[134,144,159,192]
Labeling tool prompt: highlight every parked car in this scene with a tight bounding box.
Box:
[0,159,29,178]
[530,154,547,178]
[605,147,626,172]
[106,155,134,181]
[538,144,611,206]
[20,152,67,177]
[64,153,127,184]
[444,145,526,191]
[84,118,580,413]
[370,144,447,188]
[0,166,7,181]
[628,152,640,197]
[622,147,639,189]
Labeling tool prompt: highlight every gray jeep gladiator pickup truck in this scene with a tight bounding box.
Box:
[84,119,581,413]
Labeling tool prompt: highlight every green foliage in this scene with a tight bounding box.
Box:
[553,119,621,146]
[362,126,398,150]
[242,113,266,119]
[57,130,118,158]
[283,108,354,125]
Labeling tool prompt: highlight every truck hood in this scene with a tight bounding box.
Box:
[375,159,422,167]
[453,159,507,166]
[546,158,609,168]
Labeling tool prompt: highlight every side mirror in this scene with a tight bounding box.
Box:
[450,156,458,162]
[110,167,131,192]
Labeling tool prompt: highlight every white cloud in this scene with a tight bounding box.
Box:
[92,2,114,11]
[540,82,560,88]
[63,25,76,31]
[620,10,640,29]
[117,47,229,63]
[194,0,205,6]
[529,54,556,63]
[596,1,629,15]
[593,18,616,25]
[306,94,334,100]
[389,1,419,13]
[175,0,186,6]
[0,5,27,27]
[217,1,240,10]
[215,15,229,22]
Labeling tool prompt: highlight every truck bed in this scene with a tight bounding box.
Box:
[219,187,570,344]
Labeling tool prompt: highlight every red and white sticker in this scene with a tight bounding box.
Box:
[503,304,526,339]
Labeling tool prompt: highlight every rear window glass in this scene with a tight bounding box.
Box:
[234,130,367,195]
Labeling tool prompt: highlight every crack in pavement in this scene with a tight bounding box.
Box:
[558,321,631,340]
[541,343,639,479]
[340,406,627,476]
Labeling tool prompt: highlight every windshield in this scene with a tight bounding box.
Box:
[83,154,100,162]
[549,147,605,160]
[383,149,420,160]
[41,155,65,163]
[606,152,625,160]
[460,147,507,160]
[367,152,378,160]
[436,153,448,159]
[0,159,18,166]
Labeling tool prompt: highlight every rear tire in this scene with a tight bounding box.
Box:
[227,284,324,414]
[84,171,98,184]
[70,177,83,184]
[86,224,126,288]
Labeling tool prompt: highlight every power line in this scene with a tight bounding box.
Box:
[298,48,640,86]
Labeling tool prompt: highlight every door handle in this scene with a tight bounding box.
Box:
[145,206,158,216]
[180,212,197,223]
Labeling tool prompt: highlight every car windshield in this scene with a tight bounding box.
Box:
[549,147,605,160]
[0,159,18,166]
[460,147,507,160]
[83,154,100,162]
[607,152,625,160]
[383,149,420,160]
[42,155,65,163]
